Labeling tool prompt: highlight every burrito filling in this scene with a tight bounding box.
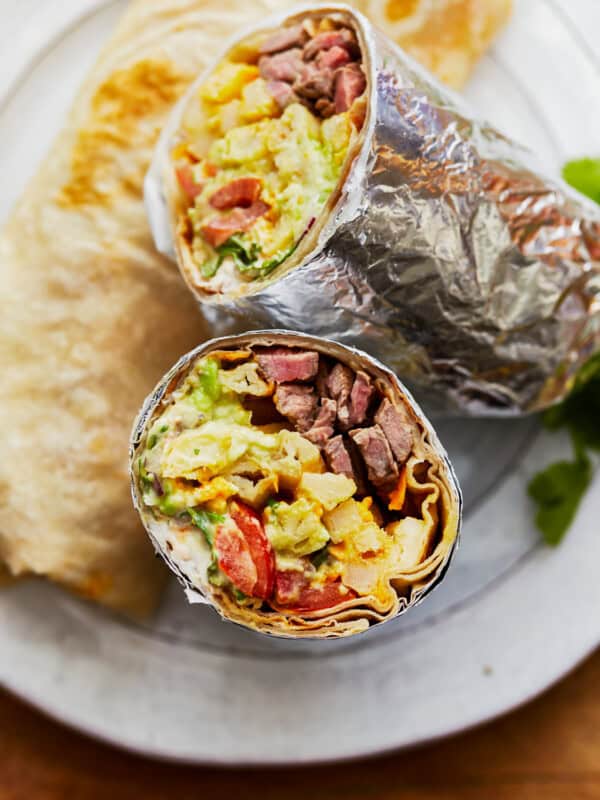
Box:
[173,14,367,292]
[136,345,443,614]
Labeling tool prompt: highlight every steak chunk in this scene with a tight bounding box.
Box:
[374,398,413,464]
[267,80,299,110]
[324,435,353,478]
[305,398,337,446]
[260,25,308,55]
[274,384,317,432]
[327,364,373,429]
[334,64,366,113]
[324,435,366,493]
[317,45,351,71]
[294,63,335,100]
[326,362,353,426]
[303,29,359,61]
[259,48,303,83]
[348,370,375,427]
[256,348,319,383]
[349,425,398,488]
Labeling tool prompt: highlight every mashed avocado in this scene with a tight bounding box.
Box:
[265,497,330,557]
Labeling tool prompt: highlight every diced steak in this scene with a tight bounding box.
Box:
[315,360,330,397]
[273,384,317,432]
[294,63,335,100]
[303,29,359,61]
[209,178,262,210]
[267,80,300,110]
[349,425,399,488]
[374,398,414,464]
[347,371,375,427]
[317,45,351,70]
[260,25,308,54]
[324,435,354,478]
[314,98,336,118]
[255,348,320,383]
[305,398,337,446]
[259,49,303,83]
[201,201,269,248]
[326,362,354,428]
[327,362,353,403]
[334,64,366,113]
[346,436,368,496]
[324,435,366,493]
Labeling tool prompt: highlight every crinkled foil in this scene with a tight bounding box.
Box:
[145,4,600,416]
[129,330,462,640]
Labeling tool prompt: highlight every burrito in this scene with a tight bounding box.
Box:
[130,332,461,638]
[148,3,600,416]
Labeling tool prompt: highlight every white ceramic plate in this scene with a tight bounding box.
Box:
[1,0,599,765]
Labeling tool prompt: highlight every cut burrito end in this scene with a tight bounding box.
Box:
[131,333,461,639]
[168,9,368,299]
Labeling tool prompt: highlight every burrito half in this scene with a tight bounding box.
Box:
[131,332,461,638]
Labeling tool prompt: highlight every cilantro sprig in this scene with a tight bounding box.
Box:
[201,235,261,278]
[562,157,600,204]
[527,157,600,544]
[527,355,600,544]
[188,507,224,547]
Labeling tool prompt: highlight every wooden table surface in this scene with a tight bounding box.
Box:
[2,647,600,800]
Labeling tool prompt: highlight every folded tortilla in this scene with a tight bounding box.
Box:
[0,0,503,616]
[131,332,461,638]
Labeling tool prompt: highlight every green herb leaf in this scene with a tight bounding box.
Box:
[147,433,158,450]
[527,160,600,544]
[207,561,227,587]
[137,458,154,489]
[310,546,329,569]
[233,588,248,602]
[542,351,600,452]
[260,241,299,276]
[528,449,592,545]
[188,507,225,547]
[201,234,261,278]
[191,357,221,412]
[562,157,600,204]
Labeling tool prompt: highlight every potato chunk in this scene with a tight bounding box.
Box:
[299,472,356,511]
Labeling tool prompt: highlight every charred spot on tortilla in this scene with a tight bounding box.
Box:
[131,335,461,639]
[169,10,367,295]
[59,60,189,209]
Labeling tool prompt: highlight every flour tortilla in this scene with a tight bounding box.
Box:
[0,0,504,618]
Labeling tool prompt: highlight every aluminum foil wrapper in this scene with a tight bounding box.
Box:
[145,3,600,416]
[129,330,462,640]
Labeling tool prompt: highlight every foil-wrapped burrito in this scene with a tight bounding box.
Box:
[130,332,461,639]
[146,3,600,416]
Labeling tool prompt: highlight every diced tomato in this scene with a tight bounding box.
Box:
[274,570,356,612]
[214,522,258,596]
[201,201,269,248]
[229,501,275,599]
[209,177,263,210]
[175,163,203,200]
